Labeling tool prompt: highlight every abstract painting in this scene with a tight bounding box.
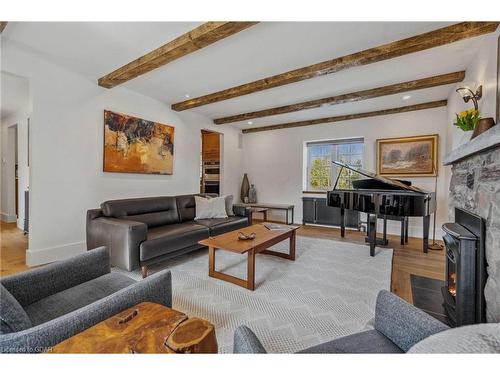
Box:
[103,110,174,174]
[377,134,438,177]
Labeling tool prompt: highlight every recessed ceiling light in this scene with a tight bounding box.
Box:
[247,121,253,125]
[184,94,190,98]
[402,95,412,100]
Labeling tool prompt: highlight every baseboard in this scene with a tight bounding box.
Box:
[0,213,17,223]
[26,241,86,267]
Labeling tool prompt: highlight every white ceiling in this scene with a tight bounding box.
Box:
[1,22,490,129]
[0,71,29,121]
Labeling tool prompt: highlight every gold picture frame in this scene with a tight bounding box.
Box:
[376,134,438,177]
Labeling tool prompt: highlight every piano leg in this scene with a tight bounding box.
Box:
[405,217,409,244]
[340,208,345,237]
[382,217,387,244]
[368,214,376,257]
[423,215,430,253]
[400,217,405,245]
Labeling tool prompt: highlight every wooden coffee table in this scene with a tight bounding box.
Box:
[199,223,298,290]
[49,302,217,353]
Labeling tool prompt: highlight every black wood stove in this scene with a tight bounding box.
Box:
[442,208,486,326]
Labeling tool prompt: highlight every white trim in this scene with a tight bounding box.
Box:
[26,241,86,267]
[17,218,24,231]
[1,213,18,223]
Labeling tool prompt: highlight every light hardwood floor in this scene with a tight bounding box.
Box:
[0,220,445,303]
[0,221,29,277]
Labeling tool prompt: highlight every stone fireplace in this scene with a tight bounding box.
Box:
[445,125,500,323]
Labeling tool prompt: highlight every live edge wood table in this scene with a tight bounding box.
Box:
[199,223,298,291]
[50,302,217,354]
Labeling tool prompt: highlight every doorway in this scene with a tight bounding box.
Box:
[200,130,221,195]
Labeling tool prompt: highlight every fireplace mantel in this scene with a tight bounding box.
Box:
[443,125,500,165]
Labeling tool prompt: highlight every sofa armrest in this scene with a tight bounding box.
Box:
[1,247,110,307]
[0,270,172,353]
[87,217,148,271]
[233,205,252,221]
[374,290,449,352]
[233,326,267,354]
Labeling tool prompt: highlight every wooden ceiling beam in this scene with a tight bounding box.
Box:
[0,22,8,34]
[241,100,447,134]
[214,71,464,124]
[98,22,258,89]
[172,22,498,111]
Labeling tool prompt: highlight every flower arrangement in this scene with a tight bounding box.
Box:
[454,108,480,131]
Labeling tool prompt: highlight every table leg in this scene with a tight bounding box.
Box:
[208,247,254,290]
[382,217,387,244]
[261,231,296,261]
[247,250,255,290]
[340,208,345,237]
[368,214,376,257]
[290,230,296,261]
[423,215,430,253]
[405,217,409,244]
[208,246,216,278]
[400,218,405,245]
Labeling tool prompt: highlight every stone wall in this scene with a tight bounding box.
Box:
[449,146,500,322]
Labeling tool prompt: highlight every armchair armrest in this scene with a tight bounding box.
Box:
[87,217,148,271]
[1,247,110,307]
[233,325,267,354]
[374,290,449,352]
[0,270,172,353]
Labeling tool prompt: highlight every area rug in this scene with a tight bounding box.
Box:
[114,236,393,353]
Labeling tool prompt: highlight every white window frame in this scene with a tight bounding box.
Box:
[304,137,364,192]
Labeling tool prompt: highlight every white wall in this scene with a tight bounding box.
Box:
[243,107,450,238]
[0,124,17,222]
[2,41,243,266]
[1,109,30,228]
[447,29,500,152]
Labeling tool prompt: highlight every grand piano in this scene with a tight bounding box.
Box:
[327,161,436,256]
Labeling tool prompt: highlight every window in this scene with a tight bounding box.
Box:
[305,138,364,191]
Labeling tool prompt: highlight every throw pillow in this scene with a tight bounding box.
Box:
[0,284,32,334]
[195,196,228,220]
[223,195,235,216]
[408,323,500,353]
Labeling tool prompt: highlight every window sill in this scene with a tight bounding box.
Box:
[302,191,327,194]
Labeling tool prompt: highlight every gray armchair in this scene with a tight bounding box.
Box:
[0,247,172,353]
[233,290,449,353]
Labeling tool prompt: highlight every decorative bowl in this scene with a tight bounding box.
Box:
[238,232,256,240]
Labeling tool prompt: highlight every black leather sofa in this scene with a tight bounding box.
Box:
[86,194,251,277]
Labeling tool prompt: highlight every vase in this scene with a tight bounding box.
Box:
[248,184,257,203]
[240,173,250,202]
[471,117,495,140]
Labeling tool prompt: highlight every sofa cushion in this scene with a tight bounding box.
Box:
[223,195,235,216]
[24,273,136,327]
[175,194,216,222]
[196,216,249,236]
[140,222,209,262]
[194,196,228,220]
[408,323,500,353]
[0,284,32,334]
[101,196,179,228]
[298,330,403,354]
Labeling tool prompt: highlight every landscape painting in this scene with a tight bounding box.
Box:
[377,134,438,177]
[103,110,174,174]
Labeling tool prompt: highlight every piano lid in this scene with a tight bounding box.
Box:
[332,161,429,194]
